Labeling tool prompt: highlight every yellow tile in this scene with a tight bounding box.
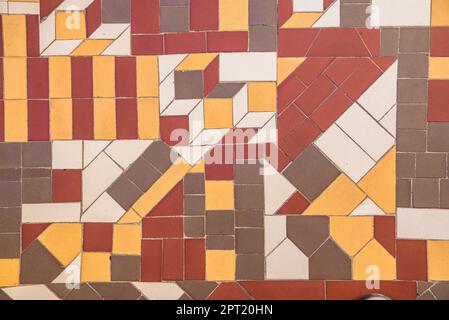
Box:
[330,217,373,256]
[205,180,234,211]
[219,0,249,31]
[38,223,82,267]
[94,98,116,140]
[0,259,20,287]
[429,57,449,79]
[71,39,112,56]
[93,56,115,97]
[358,147,395,214]
[304,174,366,215]
[277,57,305,84]
[2,14,27,57]
[81,252,111,282]
[432,0,449,26]
[55,11,86,40]
[137,97,159,139]
[137,56,159,97]
[4,100,28,142]
[113,224,141,255]
[4,57,27,100]
[206,250,236,281]
[428,241,449,280]
[118,208,142,224]
[282,13,322,29]
[176,53,218,71]
[50,99,72,140]
[353,239,396,280]
[49,56,72,98]
[248,82,277,112]
[133,159,191,217]
[204,99,234,129]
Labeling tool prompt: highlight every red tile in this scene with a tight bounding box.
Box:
[83,223,113,252]
[275,144,291,172]
[184,239,205,280]
[141,239,162,282]
[372,56,396,71]
[71,57,93,98]
[28,100,50,141]
[131,34,164,55]
[207,31,248,52]
[40,0,63,20]
[131,0,159,34]
[190,0,218,31]
[340,59,382,100]
[240,281,325,300]
[164,32,207,54]
[116,98,138,139]
[276,191,310,215]
[72,99,94,140]
[162,239,184,281]
[293,57,334,86]
[326,281,417,300]
[308,28,371,57]
[22,223,49,251]
[357,28,380,56]
[323,0,335,9]
[280,119,321,160]
[203,56,219,97]
[160,115,189,146]
[277,104,307,141]
[428,80,449,122]
[52,169,82,203]
[205,163,234,180]
[86,0,101,37]
[295,75,336,115]
[0,17,2,57]
[26,15,40,57]
[142,217,183,238]
[431,27,449,57]
[278,0,293,26]
[149,182,183,217]
[397,240,427,281]
[277,74,306,112]
[278,29,319,57]
[374,216,396,257]
[115,57,136,98]
[0,101,3,142]
[208,283,251,300]
[27,58,49,99]
[311,89,352,131]
[325,57,366,86]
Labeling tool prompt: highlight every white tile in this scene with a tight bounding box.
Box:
[248,115,278,144]
[42,39,83,56]
[266,239,309,279]
[397,208,449,240]
[90,23,129,39]
[162,99,202,116]
[236,112,275,128]
[336,103,395,161]
[57,0,95,10]
[0,1,7,14]
[372,0,431,26]
[3,285,59,300]
[173,145,212,166]
[105,140,152,170]
[22,203,81,223]
[350,197,385,216]
[191,129,228,146]
[82,153,122,211]
[232,84,248,126]
[314,124,376,182]
[264,163,296,215]
[188,101,204,143]
[101,26,130,56]
[81,192,126,222]
[219,52,277,82]
[265,215,287,255]
[8,2,39,14]
[52,254,81,285]
[313,0,340,27]
[159,72,175,113]
[380,105,397,138]
[158,54,187,82]
[52,141,83,169]
[132,283,184,300]
[293,0,323,12]
[39,12,55,53]
[83,140,111,168]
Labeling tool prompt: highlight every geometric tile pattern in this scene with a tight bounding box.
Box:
[1,0,449,300]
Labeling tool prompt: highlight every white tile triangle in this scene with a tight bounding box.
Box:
[52,254,81,285]
[105,140,153,170]
[158,54,187,82]
[263,162,296,215]
[83,140,111,168]
[350,197,386,216]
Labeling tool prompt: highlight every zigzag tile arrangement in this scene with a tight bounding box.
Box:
[1,0,449,300]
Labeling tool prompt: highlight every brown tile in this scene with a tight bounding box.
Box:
[441,179,449,209]
[283,145,340,201]
[235,228,264,254]
[90,283,141,300]
[0,168,21,181]
[184,195,205,215]
[309,239,351,280]
[428,123,449,152]
[249,25,277,52]
[160,6,189,33]
[417,281,434,295]
[184,173,205,194]
[340,4,369,27]
[399,27,429,53]
[125,157,161,192]
[107,174,142,210]
[64,284,102,300]
[287,216,329,257]
[102,0,131,23]
[0,208,21,233]
[177,281,218,300]
[416,153,447,178]
[413,178,440,208]
[380,27,399,56]
[46,284,71,299]
[0,233,20,258]
[20,241,64,284]
[22,142,51,167]
[397,104,427,130]
[235,210,263,228]
[179,293,192,300]
[249,0,277,26]
[22,178,52,204]
[207,83,245,98]
[22,168,51,178]
[397,178,412,207]
[0,290,11,300]
[397,240,427,280]
[396,129,426,152]
[206,235,234,250]
[236,254,264,280]
[397,153,415,178]
[0,181,21,207]
[184,216,205,238]
[397,79,428,104]
[0,143,21,168]
[398,53,429,78]
[234,164,263,185]
[175,70,204,99]
[235,185,264,210]
[111,255,140,281]
[417,291,436,300]
[430,282,449,300]
[206,211,234,235]
[142,141,174,173]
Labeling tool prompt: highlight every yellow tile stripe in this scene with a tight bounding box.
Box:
[3,57,27,100]
[93,56,115,97]
[50,98,73,140]
[94,98,116,139]
[2,15,27,57]
[4,100,28,142]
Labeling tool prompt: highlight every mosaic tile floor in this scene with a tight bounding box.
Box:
[0,0,449,300]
